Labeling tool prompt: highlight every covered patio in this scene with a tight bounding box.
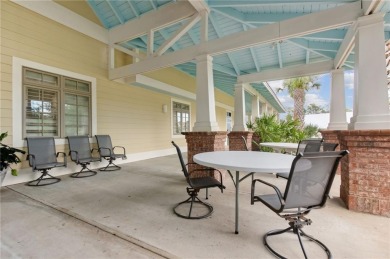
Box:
[1,154,389,258]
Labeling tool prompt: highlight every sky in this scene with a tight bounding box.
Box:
[268,70,355,115]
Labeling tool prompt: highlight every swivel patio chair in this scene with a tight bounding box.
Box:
[171,141,225,219]
[95,135,127,171]
[276,139,323,180]
[67,135,101,178]
[322,142,339,151]
[26,137,67,186]
[251,150,348,259]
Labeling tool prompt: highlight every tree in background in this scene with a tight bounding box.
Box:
[305,103,329,114]
[278,76,321,129]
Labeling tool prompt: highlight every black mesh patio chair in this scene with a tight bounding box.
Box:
[276,139,323,180]
[171,141,225,219]
[322,142,339,151]
[26,137,67,186]
[251,150,348,259]
[95,135,127,171]
[295,138,323,155]
[67,136,101,178]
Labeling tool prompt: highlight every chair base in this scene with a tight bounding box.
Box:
[70,167,97,178]
[26,172,61,187]
[173,188,213,219]
[263,226,332,259]
[99,161,121,171]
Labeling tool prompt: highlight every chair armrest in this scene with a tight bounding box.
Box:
[56,152,67,166]
[69,150,80,163]
[251,179,284,206]
[26,154,36,169]
[113,146,126,156]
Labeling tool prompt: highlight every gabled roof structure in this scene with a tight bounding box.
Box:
[44,1,390,113]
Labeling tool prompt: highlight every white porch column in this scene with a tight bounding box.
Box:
[193,55,219,131]
[261,103,268,116]
[251,95,260,120]
[328,69,348,130]
[232,83,247,131]
[349,13,390,130]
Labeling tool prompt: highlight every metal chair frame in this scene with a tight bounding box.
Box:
[172,141,225,219]
[251,151,348,259]
[67,136,101,178]
[95,135,127,171]
[26,137,67,186]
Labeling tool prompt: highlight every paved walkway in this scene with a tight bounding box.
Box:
[1,154,389,258]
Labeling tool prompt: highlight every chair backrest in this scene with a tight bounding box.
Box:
[26,137,58,166]
[171,141,190,180]
[67,135,92,161]
[95,135,113,157]
[296,139,323,155]
[322,142,339,151]
[283,150,348,210]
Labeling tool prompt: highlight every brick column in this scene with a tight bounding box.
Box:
[228,131,253,151]
[183,132,227,176]
[338,130,390,217]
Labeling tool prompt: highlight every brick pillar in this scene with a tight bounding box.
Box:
[228,131,253,151]
[338,130,390,217]
[183,132,227,176]
[320,130,342,174]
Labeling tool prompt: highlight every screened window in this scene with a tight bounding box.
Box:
[23,67,91,137]
[172,101,190,135]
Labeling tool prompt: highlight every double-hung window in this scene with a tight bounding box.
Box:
[23,67,91,137]
[172,101,190,135]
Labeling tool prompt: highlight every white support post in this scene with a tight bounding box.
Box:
[232,84,247,131]
[193,55,219,131]
[328,69,348,130]
[261,103,267,116]
[251,95,260,121]
[108,46,115,69]
[349,13,390,130]
[147,30,154,57]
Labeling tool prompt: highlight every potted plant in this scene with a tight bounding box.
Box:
[0,132,25,185]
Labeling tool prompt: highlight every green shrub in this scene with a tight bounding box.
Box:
[249,114,318,151]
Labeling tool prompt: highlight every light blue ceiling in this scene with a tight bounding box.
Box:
[87,0,390,113]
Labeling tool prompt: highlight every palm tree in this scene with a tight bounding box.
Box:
[278,76,321,129]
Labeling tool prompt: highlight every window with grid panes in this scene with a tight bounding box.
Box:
[23,67,91,137]
[172,101,190,135]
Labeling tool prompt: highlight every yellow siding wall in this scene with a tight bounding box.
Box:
[0,0,234,161]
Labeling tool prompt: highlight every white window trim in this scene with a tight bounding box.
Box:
[171,98,191,139]
[12,57,97,147]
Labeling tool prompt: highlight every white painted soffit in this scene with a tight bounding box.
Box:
[11,0,108,43]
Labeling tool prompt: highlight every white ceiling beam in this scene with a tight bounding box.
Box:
[334,22,357,69]
[237,60,335,83]
[155,13,201,56]
[109,2,362,79]
[186,0,210,13]
[363,0,385,15]
[108,1,196,44]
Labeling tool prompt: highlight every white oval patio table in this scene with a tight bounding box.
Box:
[260,142,299,153]
[193,151,295,234]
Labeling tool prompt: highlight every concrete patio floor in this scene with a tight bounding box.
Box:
[1,153,389,259]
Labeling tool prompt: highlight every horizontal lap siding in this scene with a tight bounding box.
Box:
[1,0,234,161]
